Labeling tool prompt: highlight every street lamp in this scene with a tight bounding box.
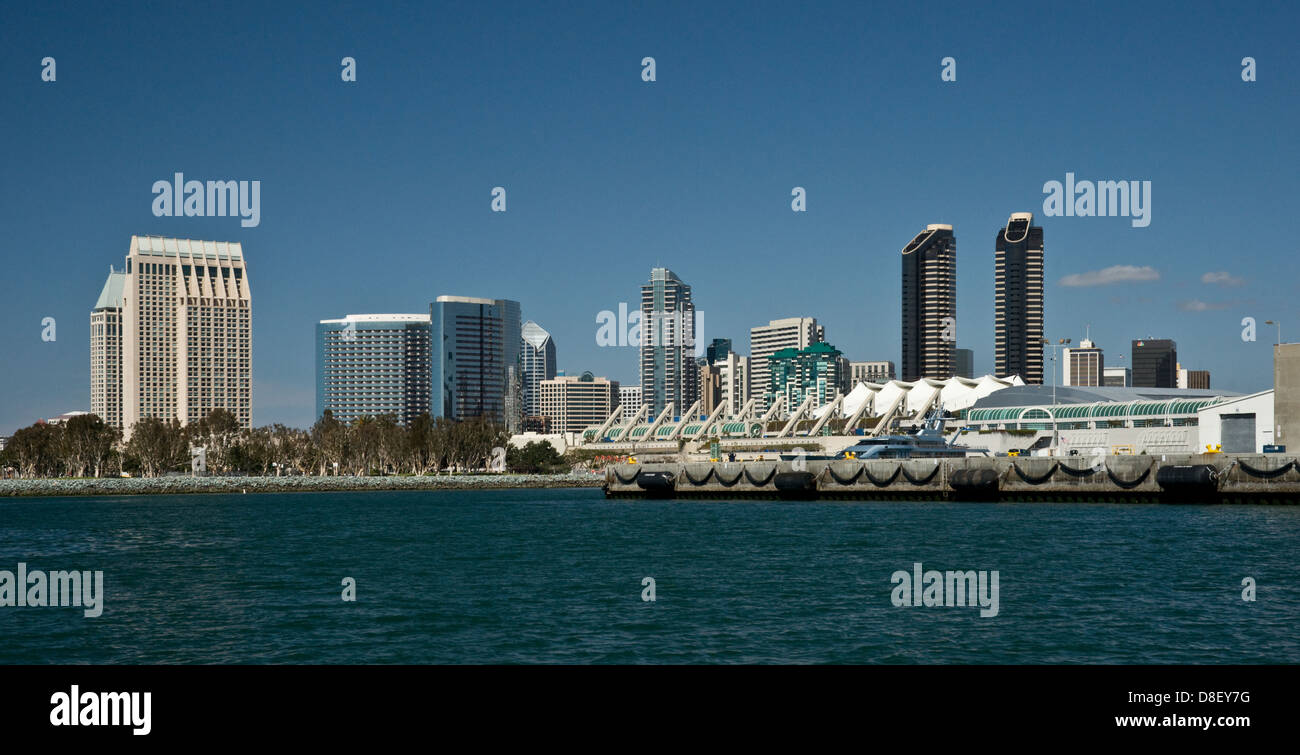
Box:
[1041,337,1072,454]
[1265,320,1282,345]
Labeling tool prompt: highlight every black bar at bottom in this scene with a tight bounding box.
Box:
[0,665,1285,742]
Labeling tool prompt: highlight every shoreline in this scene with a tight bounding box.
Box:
[0,473,605,498]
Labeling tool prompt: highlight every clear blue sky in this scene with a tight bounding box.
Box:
[1,0,1297,434]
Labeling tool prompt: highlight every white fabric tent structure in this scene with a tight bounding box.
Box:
[812,374,1025,419]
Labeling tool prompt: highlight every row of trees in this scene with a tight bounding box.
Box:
[0,409,550,478]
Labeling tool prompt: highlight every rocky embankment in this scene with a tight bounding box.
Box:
[0,473,605,497]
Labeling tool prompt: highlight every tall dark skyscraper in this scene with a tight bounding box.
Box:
[994,212,1045,384]
[900,224,956,382]
[1132,339,1177,388]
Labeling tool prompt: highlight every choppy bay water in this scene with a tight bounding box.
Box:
[0,488,1297,664]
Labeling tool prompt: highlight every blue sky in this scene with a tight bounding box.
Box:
[1,0,1297,433]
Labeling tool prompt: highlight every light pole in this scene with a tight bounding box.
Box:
[1041,337,1072,455]
[1265,320,1282,345]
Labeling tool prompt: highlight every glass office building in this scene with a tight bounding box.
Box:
[431,296,522,425]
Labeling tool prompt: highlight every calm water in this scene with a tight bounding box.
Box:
[1,489,1297,664]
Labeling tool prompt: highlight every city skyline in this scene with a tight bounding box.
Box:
[3,1,1297,434]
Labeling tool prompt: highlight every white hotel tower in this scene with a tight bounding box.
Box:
[91,236,252,435]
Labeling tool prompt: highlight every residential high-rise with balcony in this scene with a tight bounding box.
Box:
[431,296,521,425]
[749,317,823,411]
[639,268,698,418]
[91,236,252,436]
[994,213,1045,384]
[901,224,957,382]
[316,314,432,425]
[767,341,844,413]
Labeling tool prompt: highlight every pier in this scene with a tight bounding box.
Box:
[604,454,1300,503]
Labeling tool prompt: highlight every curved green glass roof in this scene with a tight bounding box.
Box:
[967,396,1229,423]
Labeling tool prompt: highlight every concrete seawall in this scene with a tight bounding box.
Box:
[605,455,1300,503]
[0,473,605,498]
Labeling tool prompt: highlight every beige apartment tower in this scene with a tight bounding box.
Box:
[538,372,619,433]
[91,236,252,435]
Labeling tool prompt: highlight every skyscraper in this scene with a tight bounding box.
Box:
[749,317,823,411]
[994,212,1045,384]
[521,320,557,424]
[640,268,698,417]
[705,338,732,366]
[1132,339,1177,388]
[90,268,126,431]
[430,295,521,425]
[92,236,252,435]
[720,353,750,414]
[901,224,956,382]
[316,314,431,425]
[953,348,975,379]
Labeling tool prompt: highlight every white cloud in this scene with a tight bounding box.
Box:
[1059,265,1160,287]
[1201,271,1245,287]
[1178,299,1230,312]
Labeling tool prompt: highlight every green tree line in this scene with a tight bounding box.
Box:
[0,409,567,478]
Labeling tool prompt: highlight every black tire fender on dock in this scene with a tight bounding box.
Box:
[950,467,1000,492]
[774,471,818,497]
[1155,464,1219,497]
[636,471,677,497]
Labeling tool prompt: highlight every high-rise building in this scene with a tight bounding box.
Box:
[1102,366,1131,387]
[619,385,642,419]
[749,317,823,411]
[538,372,619,433]
[92,236,252,436]
[705,338,732,366]
[1062,338,1104,387]
[316,314,431,425]
[521,320,557,426]
[1176,363,1210,390]
[849,361,896,385]
[430,296,521,425]
[901,224,957,382]
[90,268,126,431]
[640,268,698,417]
[994,213,1045,384]
[1132,339,1177,388]
[767,341,844,413]
[953,349,975,379]
[699,363,723,415]
[720,353,749,414]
